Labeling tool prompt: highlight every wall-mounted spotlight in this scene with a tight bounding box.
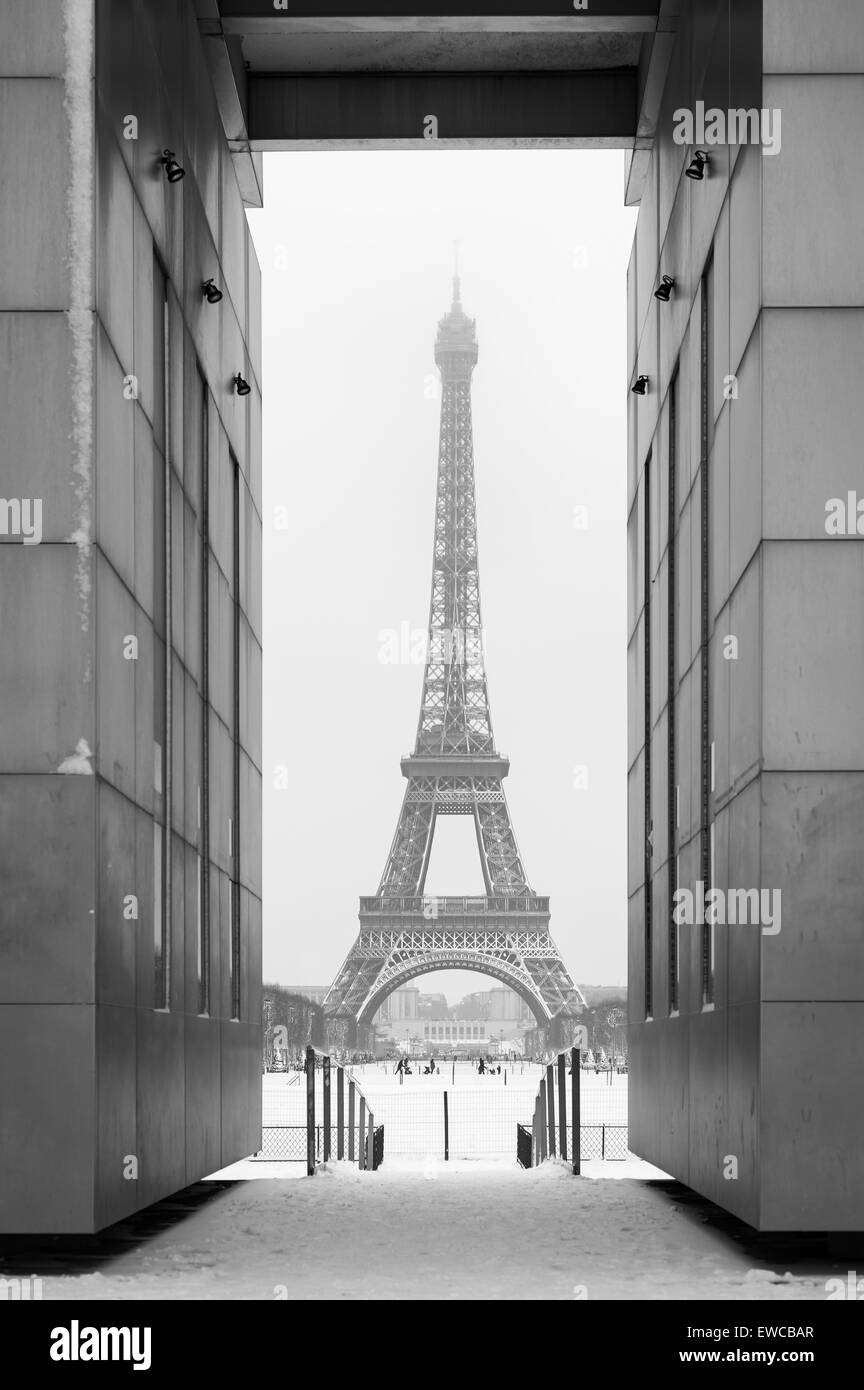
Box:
[234,373,251,397]
[632,376,649,396]
[685,150,708,181]
[654,275,675,303]
[160,148,185,183]
[203,278,223,305]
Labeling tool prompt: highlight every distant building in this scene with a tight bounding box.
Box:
[579,985,628,1007]
[418,993,449,1017]
[374,986,420,1024]
[285,986,330,1006]
[384,1018,491,1048]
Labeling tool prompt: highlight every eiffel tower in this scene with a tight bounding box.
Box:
[325,269,585,1051]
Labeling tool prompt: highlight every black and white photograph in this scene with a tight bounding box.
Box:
[1,0,863,1355]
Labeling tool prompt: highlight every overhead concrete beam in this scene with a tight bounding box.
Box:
[215,1,660,29]
[624,0,678,203]
[196,16,265,205]
[247,69,637,146]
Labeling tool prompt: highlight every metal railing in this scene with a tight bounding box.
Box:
[254,1045,384,1174]
[516,1048,630,1171]
[359,895,550,915]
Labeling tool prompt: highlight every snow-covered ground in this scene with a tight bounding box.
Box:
[3,1065,838,1301]
[23,1159,841,1301]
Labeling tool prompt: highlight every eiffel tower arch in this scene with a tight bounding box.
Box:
[325,270,584,1050]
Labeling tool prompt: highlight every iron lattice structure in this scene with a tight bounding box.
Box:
[325,275,585,1036]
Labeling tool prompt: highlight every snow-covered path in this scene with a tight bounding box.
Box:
[19,1160,837,1301]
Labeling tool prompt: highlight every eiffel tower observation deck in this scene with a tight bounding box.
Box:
[325,271,585,1045]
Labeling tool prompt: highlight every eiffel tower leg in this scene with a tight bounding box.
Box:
[474,788,530,894]
[377,781,436,896]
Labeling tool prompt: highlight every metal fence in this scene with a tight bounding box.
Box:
[517,1049,631,1169]
[516,1121,630,1165]
[256,1124,386,1164]
[253,1046,384,1173]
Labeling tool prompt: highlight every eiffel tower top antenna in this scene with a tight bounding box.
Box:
[452,240,461,305]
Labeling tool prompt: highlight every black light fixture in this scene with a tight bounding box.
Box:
[160,148,185,183]
[632,375,649,396]
[234,372,251,397]
[203,278,223,305]
[654,274,675,303]
[685,150,708,181]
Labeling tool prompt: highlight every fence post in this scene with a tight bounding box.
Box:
[358,1096,366,1171]
[443,1090,449,1161]
[558,1053,567,1161]
[366,1110,374,1171]
[305,1045,315,1177]
[323,1054,331,1163]
[348,1079,356,1162]
[533,1096,540,1166]
[571,1046,581,1176]
[539,1077,548,1162]
[336,1066,345,1161]
[546,1063,556,1158]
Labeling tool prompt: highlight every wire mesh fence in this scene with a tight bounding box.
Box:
[254,1124,385,1165]
[257,1051,384,1169]
[257,1059,629,1164]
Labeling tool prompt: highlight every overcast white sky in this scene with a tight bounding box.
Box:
[247,149,637,1001]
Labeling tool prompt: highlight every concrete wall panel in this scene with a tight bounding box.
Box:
[0,314,77,540]
[726,775,761,1006]
[686,1006,727,1208]
[657,173,691,387]
[96,327,136,595]
[0,79,68,309]
[763,76,864,307]
[97,781,138,1008]
[761,771,864,1003]
[0,1004,95,1232]
[136,1007,186,1209]
[220,1019,252,1164]
[763,309,864,540]
[627,628,642,771]
[728,143,761,374]
[764,0,864,74]
[95,1001,138,1230]
[657,1014,690,1179]
[0,546,93,771]
[722,999,759,1225]
[241,475,263,647]
[710,611,730,801]
[240,618,263,771]
[709,404,730,618]
[728,323,761,591]
[763,541,864,771]
[185,1012,222,1183]
[240,751,263,900]
[96,552,138,802]
[627,748,645,897]
[0,0,65,77]
[97,127,135,372]
[0,776,95,1004]
[761,1003,864,1229]
[635,151,659,344]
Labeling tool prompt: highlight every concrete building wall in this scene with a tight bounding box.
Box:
[627,0,864,1229]
[0,0,262,1233]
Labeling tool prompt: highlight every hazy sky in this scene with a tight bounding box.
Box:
[247,149,637,1000]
